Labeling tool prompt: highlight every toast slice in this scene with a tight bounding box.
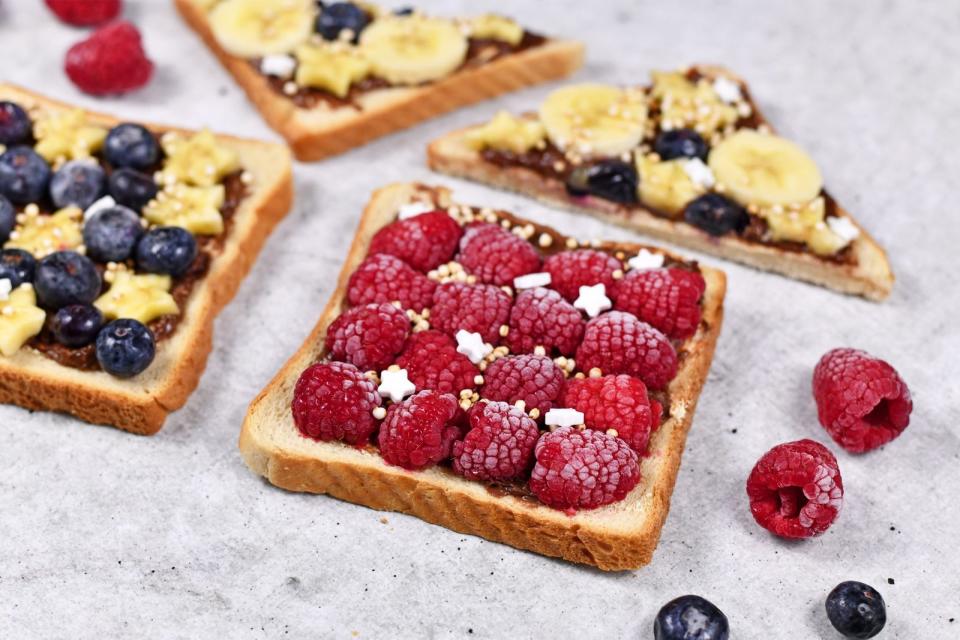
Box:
[241,183,726,571]
[175,0,584,161]
[0,84,293,435]
[428,65,894,300]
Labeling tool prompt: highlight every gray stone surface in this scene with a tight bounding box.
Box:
[1,1,958,638]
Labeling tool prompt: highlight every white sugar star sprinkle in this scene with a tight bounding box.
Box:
[544,408,585,429]
[377,368,416,403]
[627,249,665,271]
[455,329,491,364]
[83,195,116,222]
[513,272,551,290]
[573,283,612,318]
[713,77,742,104]
[397,201,435,220]
[683,158,715,189]
[260,54,297,79]
[0,279,11,302]
[826,216,861,243]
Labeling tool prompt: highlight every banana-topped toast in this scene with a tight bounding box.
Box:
[428,66,894,300]
[176,0,584,161]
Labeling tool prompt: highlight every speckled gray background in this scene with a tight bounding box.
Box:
[1,1,958,638]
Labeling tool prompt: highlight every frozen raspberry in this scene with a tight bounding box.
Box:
[369,211,463,272]
[813,348,912,453]
[324,303,410,372]
[543,249,622,302]
[746,439,844,539]
[452,401,540,481]
[46,0,121,26]
[482,354,565,416]
[561,374,662,454]
[65,21,153,96]
[529,427,640,511]
[429,282,512,343]
[378,390,460,470]
[347,253,436,312]
[506,287,585,356]
[612,267,705,339]
[576,311,678,390]
[291,362,381,445]
[457,222,541,286]
[395,330,479,395]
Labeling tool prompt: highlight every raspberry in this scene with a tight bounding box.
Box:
[543,249,622,302]
[65,21,153,96]
[291,362,381,445]
[429,282,511,343]
[561,374,662,454]
[395,330,479,395]
[506,287,585,356]
[452,401,540,481]
[369,211,463,272]
[46,0,121,26]
[378,390,460,470]
[746,439,844,538]
[324,303,410,372]
[457,222,541,286]
[576,311,678,390]
[529,427,640,511]
[812,348,912,453]
[612,267,705,339]
[481,354,565,416]
[347,253,436,312]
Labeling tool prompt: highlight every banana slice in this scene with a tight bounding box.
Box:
[144,184,226,236]
[5,207,83,258]
[709,129,823,208]
[359,15,468,85]
[210,0,316,58]
[96,271,178,325]
[0,284,46,357]
[467,14,524,45]
[539,84,648,157]
[635,154,703,216]
[465,111,545,153]
[295,43,370,98]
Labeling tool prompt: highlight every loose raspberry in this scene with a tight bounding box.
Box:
[612,267,705,339]
[347,253,436,312]
[378,390,460,470]
[543,249,622,302]
[746,439,844,538]
[561,374,662,454]
[324,303,410,372]
[506,287,585,356]
[291,362,381,445]
[65,21,153,96]
[452,401,540,481]
[429,282,512,343]
[576,311,678,390]
[529,427,640,511]
[482,354,565,416]
[395,330,479,395]
[813,348,912,453]
[46,0,121,26]
[369,211,463,272]
[457,222,541,286]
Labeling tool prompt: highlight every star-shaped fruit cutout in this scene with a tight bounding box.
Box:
[95,271,178,325]
[0,283,47,357]
[295,43,371,99]
[33,108,107,164]
[573,283,612,318]
[455,329,491,364]
[544,408,585,429]
[143,184,225,236]
[4,207,83,258]
[159,129,240,188]
[378,366,416,403]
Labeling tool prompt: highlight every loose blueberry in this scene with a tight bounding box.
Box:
[0,146,52,204]
[0,248,37,287]
[135,226,197,277]
[103,123,160,171]
[34,251,101,309]
[0,101,32,146]
[49,160,106,210]
[654,128,709,161]
[83,205,143,262]
[565,160,639,204]
[317,2,369,42]
[826,581,886,639]
[654,595,729,640]
[0,194,14,243]
[95,319,156,378]
[51,303,103,348]
[684,193,749,236]
[108,167,158,212]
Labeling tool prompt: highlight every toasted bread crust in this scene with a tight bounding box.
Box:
[240,183,726,571]
[174,0,585,161]
[0,84,294,435]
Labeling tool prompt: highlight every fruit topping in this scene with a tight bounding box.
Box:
[324,302,410,372]
[159,130,240,188]
[378,390,460,470]
[457,222,541,286]
[653,128,709,161]
[683,193,748,236]
[135,227,198,277]
[316,2,369,42]
[0,249,36,288]
[83,206,144,262]
[635,153,703,216]
[209,0,315,58]
[825,581,886,639]
[575,311,677,389]
[292,361,381,444]
[429,282,511,344]
[293,43,370,98]
[346,253,436,312]
[51,303,103,348]
[45,0,121,26]
[65,21,154,95]
[565,160,639,204]
[654,595,730,640]
[34,251,101,309]
[143,184,225,235]
[0,284,47,357]
[369,210,462,272]
[108,168,158,211]
[612,267,705,340]
[0,101,32,146]
[32,109,107,164]
[5,207,83,258]
[650,71,738,137]
[763,196,854,256]
[464,111,546,154]
[481,354,565,416]
[0,195,14,243]
[452,401,539,482]
[395,330,479,395]
[104,123,160,171]
[506,287,584,356]
[539,84,648,157]
[359,15,468,85]
[561,374,662,454]
[49,160,107,211]
[466,14,523,45]
[95,270,177,324]
[0,147,52,204]
[543,249,622,302]
[95,318,156,378]
[572,283,612,318]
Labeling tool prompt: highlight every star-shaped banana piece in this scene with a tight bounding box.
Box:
[95,271,178,325]
[651,71,739,137]
[295,43,371,98]
[33,109,107,165]
[466,14,524,45]
[159,130,240,187]
[4,206,83,258]
[0,283,47,357]
[143,183,225,235]
[635,153,704,216]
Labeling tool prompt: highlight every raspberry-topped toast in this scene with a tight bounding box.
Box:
[428,66,894,300]
[176,0,584,161]
[241,183,726,570]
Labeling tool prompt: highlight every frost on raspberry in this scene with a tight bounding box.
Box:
[456,222,541,286]
[575,311,678,390]
[612,267,705,339]
[506,287,585,356]
[291,362,381,445]
[561,374,662,454]
[324,303,410,371]
[369,211,463,272]
[378,390,460,470]
[481,354,565,416]
[452,401,540,482]
[543,249,622,302]
[395,330,479,395]
[347,253,436,312]
[429,282,512,343]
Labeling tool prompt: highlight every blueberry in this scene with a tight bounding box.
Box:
[654,595,729,640]
[51,304,103,348]
[34,251,101,309]
[0,146,52,204]
[83,205,143,262]
[103,123,160,171]
[565,160,639,204]
[95,319,156,378]
[108,168,158,212]
[654,128,709,161]
[317,2,369,42]
[684,193,749,236]
[0,194,14,243]
[49,160,106,210]
[826,581,886,639]
[0,101,32,146]
[135,226,197,276]
[0,248,36,287]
